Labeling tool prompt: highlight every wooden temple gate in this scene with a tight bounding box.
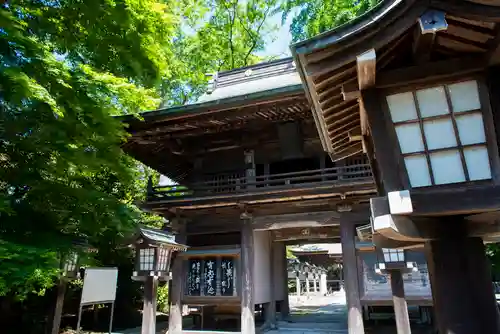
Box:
[121,1,500,333]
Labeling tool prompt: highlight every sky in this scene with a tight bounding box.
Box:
[259,12,294,58]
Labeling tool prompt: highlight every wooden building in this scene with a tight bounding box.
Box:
[122,0,500,333]
[122,57,376,333]
[290,0,500,333]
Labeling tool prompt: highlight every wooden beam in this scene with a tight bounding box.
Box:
[253,211,340,230]
[410,185,500,216]
[145,179,376,211]
[356,49,376,90]
[486,26,500,65]
[341,81,360,101]
[431,0,500,22]
[372,214,435,242]
[412,25,436,64]
[370,196,433,242]
[348,128,363,142]
[372,233,424,249]
[376,56,486,89]
[361,89,402,192]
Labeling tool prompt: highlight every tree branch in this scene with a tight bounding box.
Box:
[239,5,271,66]
[221,0,237,69]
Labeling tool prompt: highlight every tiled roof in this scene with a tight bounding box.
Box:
[196,57,302,104]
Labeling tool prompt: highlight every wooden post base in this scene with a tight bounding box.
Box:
[389,270,411,334]
[141,276,158,334]
[340,220,365,334]
[426,219,500,334]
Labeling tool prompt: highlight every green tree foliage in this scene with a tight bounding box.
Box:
[278,0,380,42]
[0,0,163,299]
[162,0,278,106]
[0,1,277,327]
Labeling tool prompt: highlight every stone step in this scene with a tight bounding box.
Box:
[272,321,347,334]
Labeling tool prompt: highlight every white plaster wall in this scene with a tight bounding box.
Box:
[273,241,285,301]
[253,230,272,304]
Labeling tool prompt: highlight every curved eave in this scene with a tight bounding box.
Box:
[291,0,422,160]
[292,0,500,161]
[119,83,304,125]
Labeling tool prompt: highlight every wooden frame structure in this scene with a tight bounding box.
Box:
[291,1,500,333]
[120,1,500,333]
[122,58,377,334]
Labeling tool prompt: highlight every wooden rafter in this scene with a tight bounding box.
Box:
[431,0,500,23]
[376,55,486,89]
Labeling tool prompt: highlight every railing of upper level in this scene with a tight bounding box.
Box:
[147,163,373,201]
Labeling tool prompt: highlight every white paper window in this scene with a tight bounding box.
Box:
[464,146,492,181]
[416,87,449,118]
[448,81,481,113]
[456,113,486,145]
[386,79,491,188]
[423,118,456,150]
[404,155,432,187]
[387,92,418,122]
[430,150,466,184]
[395,123,424,154]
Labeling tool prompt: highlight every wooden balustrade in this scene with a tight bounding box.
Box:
[148,163,373,201]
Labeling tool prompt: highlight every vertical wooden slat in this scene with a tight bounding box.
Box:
[241,218,255,334]
[340,219,365,334]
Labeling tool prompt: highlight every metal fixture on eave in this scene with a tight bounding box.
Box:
[419,9,448,34]
[206,72,218,94]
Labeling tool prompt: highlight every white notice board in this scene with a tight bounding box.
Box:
[81,267,118,305]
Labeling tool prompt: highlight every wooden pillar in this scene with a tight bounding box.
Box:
[142,276,158,334]
[280,242,290,317]
[50,278,67,334]
[241,216,255,334]
[426,219,500,334]
[389,270,411,334]
[361,89,404,193]
[168,223,186,334]
[265,234,276,328]
[245,150,256,188]
[313,277,318,293]
[305,277,310,294]
[340,219,365,334]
